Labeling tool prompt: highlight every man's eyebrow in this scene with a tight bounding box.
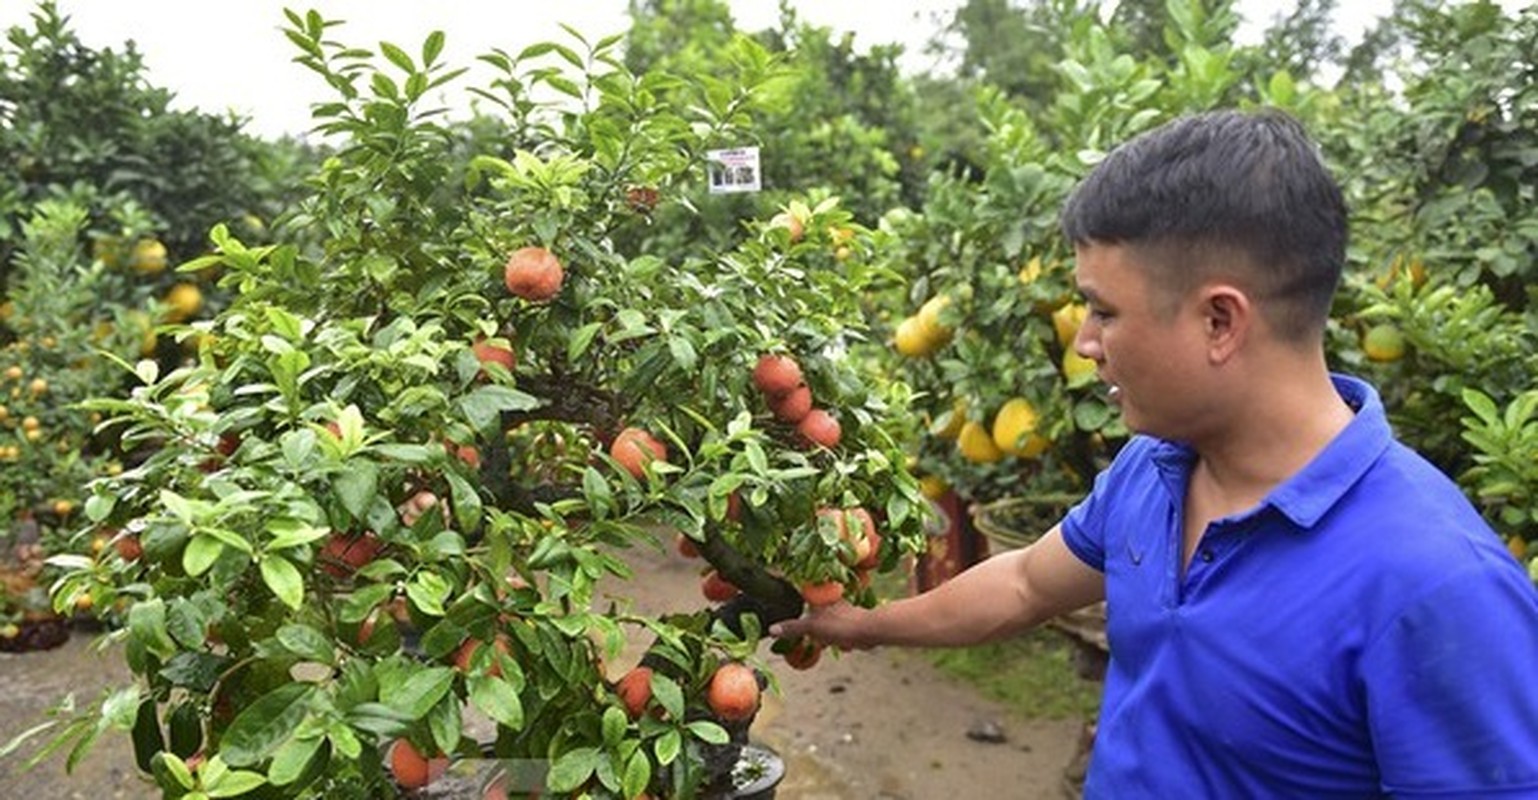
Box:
[1077,285,1104,304]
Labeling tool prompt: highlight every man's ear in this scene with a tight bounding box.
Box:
[1200,285,1250,364]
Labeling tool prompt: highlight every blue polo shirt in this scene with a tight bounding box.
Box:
[1061,375,1538,798]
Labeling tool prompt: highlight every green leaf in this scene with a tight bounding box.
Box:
[651,673,684,720]
[334,461,379,521]
[266,735,322,787]
[184,535,224,576]
[582,467,612,520]
[406,571,451,616]
[378,40,415,73]
[205,769,267,797]
[546,747,600,793]
[668,336,697,371]
[131,698,165,774]
[444,469,483,532]
[155,751,196,790]
[383,667,455,720]
[459,385,539,430]
[469,675,524,729]
[421,30,445,66]
[276,624,335,665]
[686,720,729,744]
[219,684,315,767]
[265,520,330,551]
[428,693,462,755]
[653,728,681,766]
[128,598,178,660]
[601,706,626,747]
[260,556,305,610]
[622,748,652,800]
[567,322,603,361]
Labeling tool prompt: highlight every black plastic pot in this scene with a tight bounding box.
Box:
[727,743,784,800]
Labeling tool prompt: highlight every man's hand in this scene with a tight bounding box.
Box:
[771,601,877,651]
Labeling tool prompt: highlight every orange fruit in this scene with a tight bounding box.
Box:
[769,384,813,423]
[616,666,653,719]
[783,637,822,670]
[752,354,803,397]
[453,636,510,677]
[114,535,143,562]
[503,246,564,302]
[472,335,517,375]
[701,570,740,603]
[319,532,381,578]
[800,580,844,607]
[610,427,667,479]
[707,662,760,722]
[796,409,841,449]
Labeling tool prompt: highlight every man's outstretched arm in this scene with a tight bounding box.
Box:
[772,525,1104,650]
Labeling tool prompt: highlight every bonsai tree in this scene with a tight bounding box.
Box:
[34,12,925,799]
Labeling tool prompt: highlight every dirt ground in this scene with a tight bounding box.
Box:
[0,545,1087,799]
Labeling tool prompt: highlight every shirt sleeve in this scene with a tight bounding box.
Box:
[1361,564,1538,797]
[1061,436,1154,573]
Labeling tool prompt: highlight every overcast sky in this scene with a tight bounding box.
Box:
[0,0,1499,140]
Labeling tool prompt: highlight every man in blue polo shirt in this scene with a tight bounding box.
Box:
[772,109,1538,797]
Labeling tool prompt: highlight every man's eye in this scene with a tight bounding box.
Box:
[1088,308,1113,321]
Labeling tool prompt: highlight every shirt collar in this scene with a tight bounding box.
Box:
[1146,374,1392,530]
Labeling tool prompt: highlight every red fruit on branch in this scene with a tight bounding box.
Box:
[752,354,802,397]
[797,408,841,449]
[610,427,667,479]
[769,384,813,423]
[472,335,517,376]
[800,580,844,608]
[783,637,823,670]
[114,534,143,562]
[319,532,381,578]
[707,662,760,722]
[676,534,701,559]
[503,246,564,301]
[616,666,653,719]
[701,570,740,603]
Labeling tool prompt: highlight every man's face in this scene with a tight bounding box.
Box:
[1072,243,1216,441]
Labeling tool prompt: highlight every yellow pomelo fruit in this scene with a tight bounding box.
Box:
[895,316,940,357]
[918,475,950,500]
[929,398,968,439]
[164,283,204,322]
[1018,256,1042,285]
[1362,323,1406,362]
[958,420,1006,464]
[916,295,954,345]
[1052,303,1088,349]
[1062,348,1097,388]
[131,239,168,275]
[991,398,1049,458]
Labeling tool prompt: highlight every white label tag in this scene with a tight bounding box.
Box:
[706,147,762,194]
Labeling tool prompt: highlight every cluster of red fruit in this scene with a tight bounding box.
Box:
[751,353,839,449]
[615,661,761,725]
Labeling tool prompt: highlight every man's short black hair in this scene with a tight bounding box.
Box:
[1060,109,1347,342]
